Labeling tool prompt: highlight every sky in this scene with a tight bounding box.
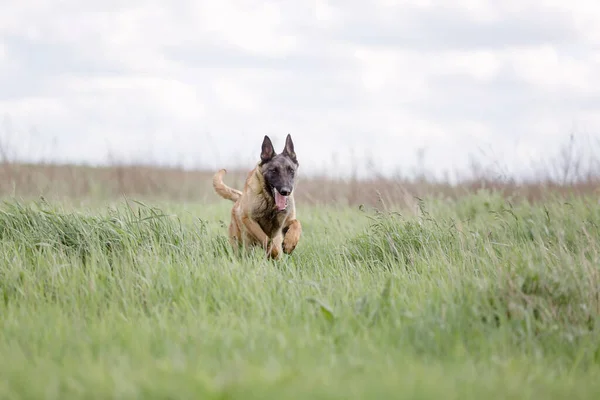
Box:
[1,0,600,181]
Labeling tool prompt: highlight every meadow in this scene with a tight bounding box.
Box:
[0,161,600,399]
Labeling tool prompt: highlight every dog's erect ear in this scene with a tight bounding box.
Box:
[282,134,297,164]
[260,135,275,164]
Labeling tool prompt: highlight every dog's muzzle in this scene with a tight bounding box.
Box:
[273,188,290,211]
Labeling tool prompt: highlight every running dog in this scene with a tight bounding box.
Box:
[212,134,302,259]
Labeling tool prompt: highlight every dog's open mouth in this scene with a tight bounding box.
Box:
[273,189,288,211]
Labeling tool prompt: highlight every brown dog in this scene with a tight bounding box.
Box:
[212,134,302,259]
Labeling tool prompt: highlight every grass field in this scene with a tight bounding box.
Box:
[1,190,600,399]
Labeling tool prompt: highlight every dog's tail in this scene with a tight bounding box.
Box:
[212,169,242,202]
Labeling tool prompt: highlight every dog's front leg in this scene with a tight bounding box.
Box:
[282,219,302,254]
[241,214,271,250]
[268,235,283,260]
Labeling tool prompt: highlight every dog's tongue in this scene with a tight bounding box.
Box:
[274,191,288,211]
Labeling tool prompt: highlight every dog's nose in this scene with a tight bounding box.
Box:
[279,188,291,196]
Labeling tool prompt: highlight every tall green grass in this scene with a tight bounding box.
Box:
[0,193,599,399]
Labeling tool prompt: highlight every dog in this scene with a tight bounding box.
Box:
[212,134,302,259]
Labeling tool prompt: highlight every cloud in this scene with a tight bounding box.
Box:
[327,0,580,51]
[1,0,600,180]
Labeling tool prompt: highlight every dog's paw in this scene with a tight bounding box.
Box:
[267,242,282,260]
[283,240,297,254]
[283,224,301,254]
[265,236,283,260]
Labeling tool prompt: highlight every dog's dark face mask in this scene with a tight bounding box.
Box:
[259,134,299,211]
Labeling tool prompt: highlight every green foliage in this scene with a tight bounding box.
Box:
[0,199,189,261]
[0,195,599,399]
[345,207,459,267]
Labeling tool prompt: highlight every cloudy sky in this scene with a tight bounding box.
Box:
[1,0,600,180]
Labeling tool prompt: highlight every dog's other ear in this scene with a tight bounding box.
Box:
[261,135,275,164]
[282,134,297,164]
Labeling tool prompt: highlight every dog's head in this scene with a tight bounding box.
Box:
[259,134,299,211]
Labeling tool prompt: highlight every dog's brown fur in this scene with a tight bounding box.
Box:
[212,135,302,259]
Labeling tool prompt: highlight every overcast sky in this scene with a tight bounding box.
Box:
[1,1,600,180]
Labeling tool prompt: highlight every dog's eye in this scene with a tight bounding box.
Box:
[287,166,294,175]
